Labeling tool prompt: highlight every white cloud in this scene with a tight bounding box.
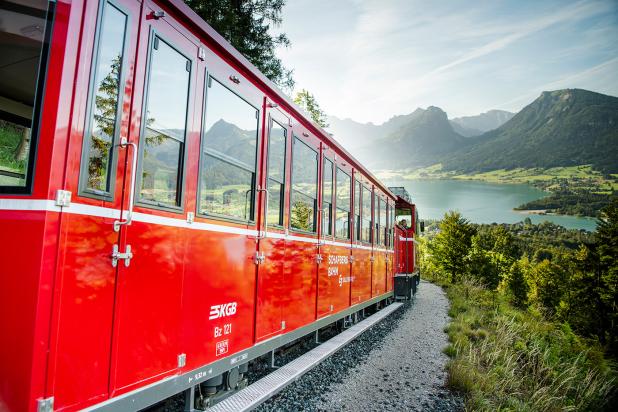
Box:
[499,57,618,109]
[277,0,618,123]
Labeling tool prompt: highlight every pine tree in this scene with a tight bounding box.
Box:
[185,0,294,92]
[595,198,618,352]
[430,211,476,283]
[293,89,329,128]
[506,259,530,308]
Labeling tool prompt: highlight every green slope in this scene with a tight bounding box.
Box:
[443,89,618,173]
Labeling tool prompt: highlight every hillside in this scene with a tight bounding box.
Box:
[450,109,514,137]
[327,112,419,151]
[328,108,513,153]
[444,89,618,173]
[362,107,469,169]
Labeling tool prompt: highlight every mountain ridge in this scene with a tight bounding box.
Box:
[328,88,617,174]
[443,89,618,173]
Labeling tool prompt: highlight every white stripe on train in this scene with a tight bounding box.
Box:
[0,198,394,252]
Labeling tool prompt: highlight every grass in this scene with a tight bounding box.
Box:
[377,164,617,217]
[0,126,25,172]
[378,164,617,193]
[428,276,616,411]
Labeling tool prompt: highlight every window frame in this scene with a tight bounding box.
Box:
[289,135,318,234]
[196,73,260,224]
[78,0,130,201]
[265,117,287,227]
[321,156,334,237]
[335,166,351,240]
[378,197,387,247]
[354,179,361,242]
[134,30,193,212]
[0,1,55,195]
[360,184,373,245]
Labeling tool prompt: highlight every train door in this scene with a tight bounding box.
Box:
[49,0,141,409]
[353,182,373,303]
[316,152,335,317]
[255,106,290,341]
[109,2,201,393]
[350,176,363,305]
[372,191,387,296]
[283,127,319,331]
[386,200,395,291]
[318,156,352,316]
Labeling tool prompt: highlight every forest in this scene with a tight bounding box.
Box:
[515,189,616,217]
[420,199,618,410]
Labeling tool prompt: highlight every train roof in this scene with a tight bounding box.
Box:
[166,0,395,199]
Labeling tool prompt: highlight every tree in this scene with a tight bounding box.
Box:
[293,89,329,128]
[467,234,500,288]
[429,211,476,283]
[505,259,530,308]
[592,198,618,352]
[185,0,294,92]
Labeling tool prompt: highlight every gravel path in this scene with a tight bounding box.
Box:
[256,281,463,412]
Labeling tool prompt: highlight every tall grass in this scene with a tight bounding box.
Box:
[441,278,616,411]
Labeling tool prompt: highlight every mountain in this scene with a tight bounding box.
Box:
[362,106,468,169]
[444,89,618,173]
[204,119,257,165]
[328,109,514,159]
[449,122,483,137]
[327,112,418,151]
[450,110,515,136]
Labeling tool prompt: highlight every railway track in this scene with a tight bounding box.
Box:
[207,303,403,412]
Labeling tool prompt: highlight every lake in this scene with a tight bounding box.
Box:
[386,179,597,232]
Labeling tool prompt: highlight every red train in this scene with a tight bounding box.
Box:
[0,1,421,411]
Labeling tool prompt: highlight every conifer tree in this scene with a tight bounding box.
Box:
[293,89,329,128]
[185,0,294,92]
[430,211,476,283]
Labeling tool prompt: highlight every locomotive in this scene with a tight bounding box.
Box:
[0,1,421,411]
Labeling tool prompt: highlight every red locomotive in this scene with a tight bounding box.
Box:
[0,1,420,411]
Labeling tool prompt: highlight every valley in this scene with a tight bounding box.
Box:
[328,88,618,221]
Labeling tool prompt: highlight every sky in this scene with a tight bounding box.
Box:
[274,0,618,124]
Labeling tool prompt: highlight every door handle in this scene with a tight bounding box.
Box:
[114,137,138,232]
[112,244,133,267]
[256,186,269,240]
[317,208,325,246]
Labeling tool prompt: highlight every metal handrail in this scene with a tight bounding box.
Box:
[114,137,138,232]
[256,187,269,240]
[317,208,326,246]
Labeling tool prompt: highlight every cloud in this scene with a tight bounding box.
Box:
[499,57,618,109]
[429,1,612,76]
[278,0,618,123]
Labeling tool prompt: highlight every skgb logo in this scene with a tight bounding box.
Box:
[209,302,238,320]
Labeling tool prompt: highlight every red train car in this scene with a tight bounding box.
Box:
[391,187,421,281]
[0,1,402,411]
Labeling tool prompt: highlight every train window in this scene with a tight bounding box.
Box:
[386,203,393,249]
[0,0,53,193]
[322,157,333,236]
[379,198,387,247]
[199,77,258,221]
[80,1,128,197]
[361,186,372,243]
[290,137,317,232]
[335,168,350,239]
[138,36,190,207]
[374,193,379,244]
[266,120,286,226]
[354,180,361,241]
[390,203,395,249]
